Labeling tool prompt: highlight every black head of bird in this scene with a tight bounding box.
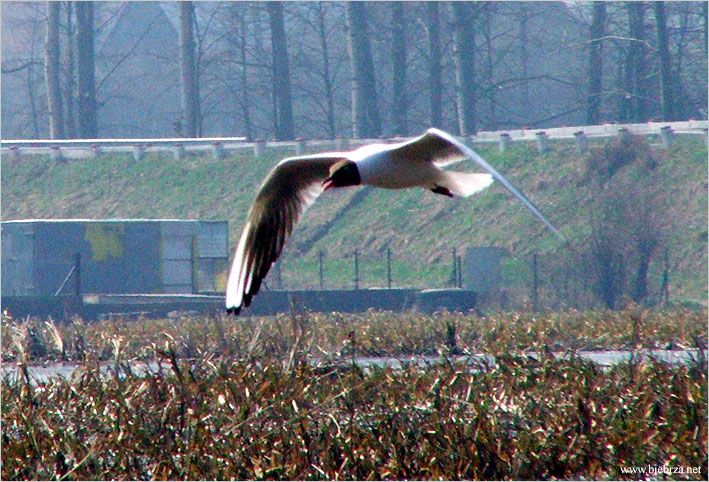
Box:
[323,160,361,191]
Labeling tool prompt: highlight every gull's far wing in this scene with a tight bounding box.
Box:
[427,128,567,242]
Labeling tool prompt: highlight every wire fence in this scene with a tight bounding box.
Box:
[262,245,680,312]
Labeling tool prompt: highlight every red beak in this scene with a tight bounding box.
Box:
[322,178,335,191]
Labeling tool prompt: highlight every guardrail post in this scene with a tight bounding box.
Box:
[50,146,64,162]
[295,139,307,155]
[9,146,21,162]
[499,132,511,152]
[573,131,588,153]
[618,127,631,141]
[660,125,673,148]
[173,143,186,160]
[254,139,266,157]
[133,144,145,161]
[704,128,709,147]
[89,143,101,158]
[535,131,549,153]
[211,141,225,160]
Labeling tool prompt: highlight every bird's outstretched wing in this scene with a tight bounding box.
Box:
[426,128,567,242]
[226,155,347,314]
[389,129,468,166]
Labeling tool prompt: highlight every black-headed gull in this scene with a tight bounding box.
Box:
[226,128,565,314]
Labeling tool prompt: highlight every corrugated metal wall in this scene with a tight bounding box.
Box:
[1,220,227,296]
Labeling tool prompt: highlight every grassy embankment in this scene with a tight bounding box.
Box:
[1,135,706,300]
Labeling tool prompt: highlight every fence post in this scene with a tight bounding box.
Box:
[50,146,64,162]
[254,139,266,157]
[295,139,307,155]
[499,133,511,153]
[319,251,324,290]
[173,143,186,160]
[354,249,359,290]
[618,127,631,141]
[75,251,82,297]
[9,146,21,163]
[133,144,145,161]
[387,247,392,289]
[535,131,549,153]
[212,141,225,159]
[573,131,588,153]
[90,143,101,158]
[532,253,538,312]
[660,125,673,148]
[451,248,457,287]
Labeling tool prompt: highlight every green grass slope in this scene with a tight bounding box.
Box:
[2,136,706,302]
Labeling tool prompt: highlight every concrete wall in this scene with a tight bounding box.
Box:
[2,288,477,321]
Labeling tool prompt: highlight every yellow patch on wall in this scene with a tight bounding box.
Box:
[84,224,125,261]
[215,264,227,292]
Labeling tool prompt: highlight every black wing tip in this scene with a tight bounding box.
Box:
[225,292,256,316]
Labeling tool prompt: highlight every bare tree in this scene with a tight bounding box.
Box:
[312,3,338,139]
[267,1,294,140]
[653,2,675,121]
[620,2,649,122]
[451,1,476,135]
[390,2,407,136]
[518,3,530,123]
[45,1,65,139]
[586,2,606,125]
[481,2,497,128]
[345,2,381,138]
[63,1,76,138]
[179,1,201,137]
[702,2,709,55]
[425,2,442,128]
[75,1,97,138]
[291,2,341,138]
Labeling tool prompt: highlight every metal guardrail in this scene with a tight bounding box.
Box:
[2,120,707,161]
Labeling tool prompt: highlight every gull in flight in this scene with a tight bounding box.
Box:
[226,128,565,314]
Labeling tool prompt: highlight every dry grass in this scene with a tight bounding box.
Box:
[2,307,707,480]
[2,305,706,363]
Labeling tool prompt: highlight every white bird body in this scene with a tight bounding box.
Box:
[225,128,565,314]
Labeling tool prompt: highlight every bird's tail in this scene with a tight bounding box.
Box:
[440,171,493,197]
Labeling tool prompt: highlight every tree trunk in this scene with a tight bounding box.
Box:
[45,1,65,139]
[452,2,476,135]
[518,3,530,124]
[76,1,97,138]
[587,2,606,125]
[267,1,295,140]
[426,2,442,128]
[314,4,336,139]
[653,2,675,121]
[345,2,381,138]
[627,2,648,123]
[178,1,200,137]
[231,5,253,141]
[63,1,76,138]
[483,3,496,128]
[702,2,709,55]
[391,2,407,136]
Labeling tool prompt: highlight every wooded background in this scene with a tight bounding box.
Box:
[1,1,707,141]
